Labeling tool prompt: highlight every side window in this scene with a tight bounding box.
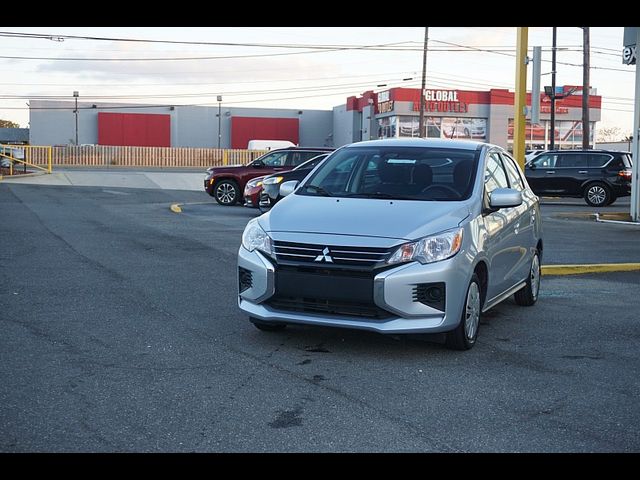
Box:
[261,151,288,167]
[588,154,612,168]
[297,151,322,164]
[531,154,557,168]
[558,154,587,168]
[484,152,509,193]
[500,153,525,191]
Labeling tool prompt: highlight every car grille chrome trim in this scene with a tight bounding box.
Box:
[274,240,389,267]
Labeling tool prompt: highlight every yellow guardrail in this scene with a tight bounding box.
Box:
[0,144,52,175]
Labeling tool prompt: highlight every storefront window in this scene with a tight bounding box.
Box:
[441,118,487,140]
[507,119,596,150]
[377,116,398,139]
[398,116,420,137]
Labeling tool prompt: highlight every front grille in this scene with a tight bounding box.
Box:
[267,295,392,319]
[273,240,390,268]
[238,267,253,293]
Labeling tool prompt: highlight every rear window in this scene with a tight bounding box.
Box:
[587,153,613,168]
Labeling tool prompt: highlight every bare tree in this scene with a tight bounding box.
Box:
[0,119,20,128]
[596,126,624,143]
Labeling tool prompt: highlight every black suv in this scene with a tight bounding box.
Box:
[524,150,632,207]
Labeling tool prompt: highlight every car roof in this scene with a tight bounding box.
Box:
[542,149,630,154]
[346,138,488,151]
[267,146,333,152]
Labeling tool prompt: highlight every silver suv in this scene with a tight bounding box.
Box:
[237,138,543,350]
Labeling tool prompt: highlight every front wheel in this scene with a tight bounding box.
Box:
[445,274,481,350]
[514,251,541,306]
[214,179,240,206]
[584,182,611,207]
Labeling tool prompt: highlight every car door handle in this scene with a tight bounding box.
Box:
[578,170,588,174]
[546,171,555,174]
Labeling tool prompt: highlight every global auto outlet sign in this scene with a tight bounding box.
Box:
[414,90,468,113]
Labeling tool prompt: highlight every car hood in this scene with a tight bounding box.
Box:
[261,194,471,241]
[207,164,245,174]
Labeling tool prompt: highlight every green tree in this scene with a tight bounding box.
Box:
[0,119,20,128]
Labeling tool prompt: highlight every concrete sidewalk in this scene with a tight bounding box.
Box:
[0,169,204,191]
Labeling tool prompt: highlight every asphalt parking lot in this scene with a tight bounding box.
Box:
[1,183,639,452]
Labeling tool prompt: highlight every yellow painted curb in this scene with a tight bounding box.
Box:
[170,203,182,213]
[542,263,640,276]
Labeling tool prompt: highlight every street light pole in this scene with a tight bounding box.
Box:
[418,27,429,138]
[217,95,222,149]
[73,90,79,146]
[582,27,590,149]
[550,28,557,150]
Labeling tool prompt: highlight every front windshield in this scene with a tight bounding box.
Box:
[298,146,480,201]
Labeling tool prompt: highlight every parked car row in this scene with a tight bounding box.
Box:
[199,142,633,352]
[204,147,333,206]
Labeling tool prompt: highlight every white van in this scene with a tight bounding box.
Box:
[247,139,296,151]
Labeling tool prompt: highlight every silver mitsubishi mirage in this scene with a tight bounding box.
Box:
[238,138,543,350]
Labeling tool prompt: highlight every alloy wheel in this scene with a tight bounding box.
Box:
[465,282,481,340]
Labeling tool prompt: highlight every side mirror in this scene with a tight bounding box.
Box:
[489,188,522,209]
[252,160,264,168]
[280,180,300,197]
[528,162,536,170]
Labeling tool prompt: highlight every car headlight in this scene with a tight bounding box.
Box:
[387,228,463,265]
[247,178,264,188]
[241,218,273,255]
[263,176,284,185]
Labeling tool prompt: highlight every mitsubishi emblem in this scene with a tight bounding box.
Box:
[315,247,333,263]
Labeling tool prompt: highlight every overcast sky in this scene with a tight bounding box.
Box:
[0,27,634,136]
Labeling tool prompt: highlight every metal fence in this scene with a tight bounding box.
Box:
[22,145,268,168]
[1,145,52,174]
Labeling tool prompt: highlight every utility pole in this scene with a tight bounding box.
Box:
[73,91,79,146]
[582,27,590,149]
[217,95,222,149]
[418,27,429,138]
[550,27,557,150]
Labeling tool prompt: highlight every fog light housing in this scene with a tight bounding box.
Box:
[413,282,446,312]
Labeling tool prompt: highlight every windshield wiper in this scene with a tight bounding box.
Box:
[346,192,416,200]
[305,185,333,197]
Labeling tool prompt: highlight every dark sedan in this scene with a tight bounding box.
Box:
[258,153,330,212]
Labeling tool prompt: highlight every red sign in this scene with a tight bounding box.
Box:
[541,105,569,114]
[413,102,468,113]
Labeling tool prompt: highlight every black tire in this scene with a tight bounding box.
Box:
[514,250,541,306]
[606,194,617,206]
[583,182,611,207]
[214,179,240,206]
[445,274,481,351]
[250,317,287,332]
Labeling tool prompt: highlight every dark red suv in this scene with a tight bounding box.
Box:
[204,147,333,206]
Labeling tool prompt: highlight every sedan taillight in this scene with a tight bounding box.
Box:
[618,170,632,179]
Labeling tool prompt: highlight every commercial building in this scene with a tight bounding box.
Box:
[29,100,333,149]
[333,86,601,151]
[29,86,601,151]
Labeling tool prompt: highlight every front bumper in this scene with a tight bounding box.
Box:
[243,187,262,207]
[237,246,471,334]
[204,177,214,195]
